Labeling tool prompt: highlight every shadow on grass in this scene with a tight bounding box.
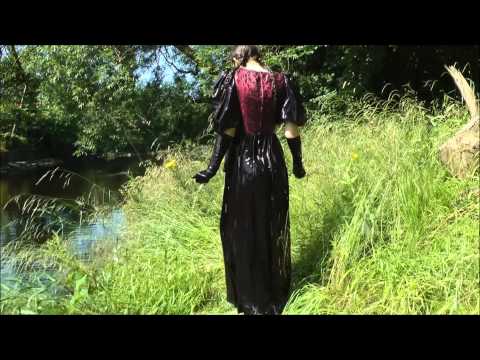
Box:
[291,186,354,292]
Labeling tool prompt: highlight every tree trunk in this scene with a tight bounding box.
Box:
[439,116,479,178]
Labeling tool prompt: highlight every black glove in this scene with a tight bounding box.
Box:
[193,133,234,184]
[287,136,306,179]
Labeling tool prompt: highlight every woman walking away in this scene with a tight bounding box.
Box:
[193,45,307,315]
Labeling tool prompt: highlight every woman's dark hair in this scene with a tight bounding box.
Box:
[231,45,263,67]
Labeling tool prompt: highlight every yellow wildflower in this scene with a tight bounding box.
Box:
[164,159,177,169]
[351,152,359,161]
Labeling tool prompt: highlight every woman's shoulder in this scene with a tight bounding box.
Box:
[271,71,288,89]
[214,69,234,85]
[281,72,302,92]
[216,67,238,81]
[280,71,296,81]
[213,69,236,96]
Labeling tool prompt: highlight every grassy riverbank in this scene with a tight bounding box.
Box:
[1,94,479,315]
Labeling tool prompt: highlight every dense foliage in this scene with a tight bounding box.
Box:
[1,45,478,156]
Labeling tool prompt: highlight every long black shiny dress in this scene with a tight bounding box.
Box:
[211,67,306,314]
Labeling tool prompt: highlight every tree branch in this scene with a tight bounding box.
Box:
[173,45,200,74]
[173,45,196,63]
[159,47,196,76]
[9,45,27,84]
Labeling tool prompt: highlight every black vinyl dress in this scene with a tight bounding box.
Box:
[211,67,306,314]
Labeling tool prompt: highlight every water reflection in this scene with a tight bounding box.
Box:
[0,155,141,290]
[1,155,139,245]
[67,208,125,260]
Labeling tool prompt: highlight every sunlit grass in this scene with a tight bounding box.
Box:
[1,94,478,315]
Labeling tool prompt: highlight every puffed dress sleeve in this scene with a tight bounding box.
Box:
[211,70,242,135]
[279,73,307,126]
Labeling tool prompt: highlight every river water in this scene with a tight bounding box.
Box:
[0,153,145,290]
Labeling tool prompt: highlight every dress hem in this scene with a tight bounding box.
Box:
[227,298,287,315]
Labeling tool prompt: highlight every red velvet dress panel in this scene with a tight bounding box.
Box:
[234,67,286,135]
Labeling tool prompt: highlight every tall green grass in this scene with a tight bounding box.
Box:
[1,93,478,314]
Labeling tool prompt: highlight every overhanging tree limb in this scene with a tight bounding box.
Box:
[9,45,28,84]
[174,45,197,63]
[173,45,200,74]
[159,47,196,76]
